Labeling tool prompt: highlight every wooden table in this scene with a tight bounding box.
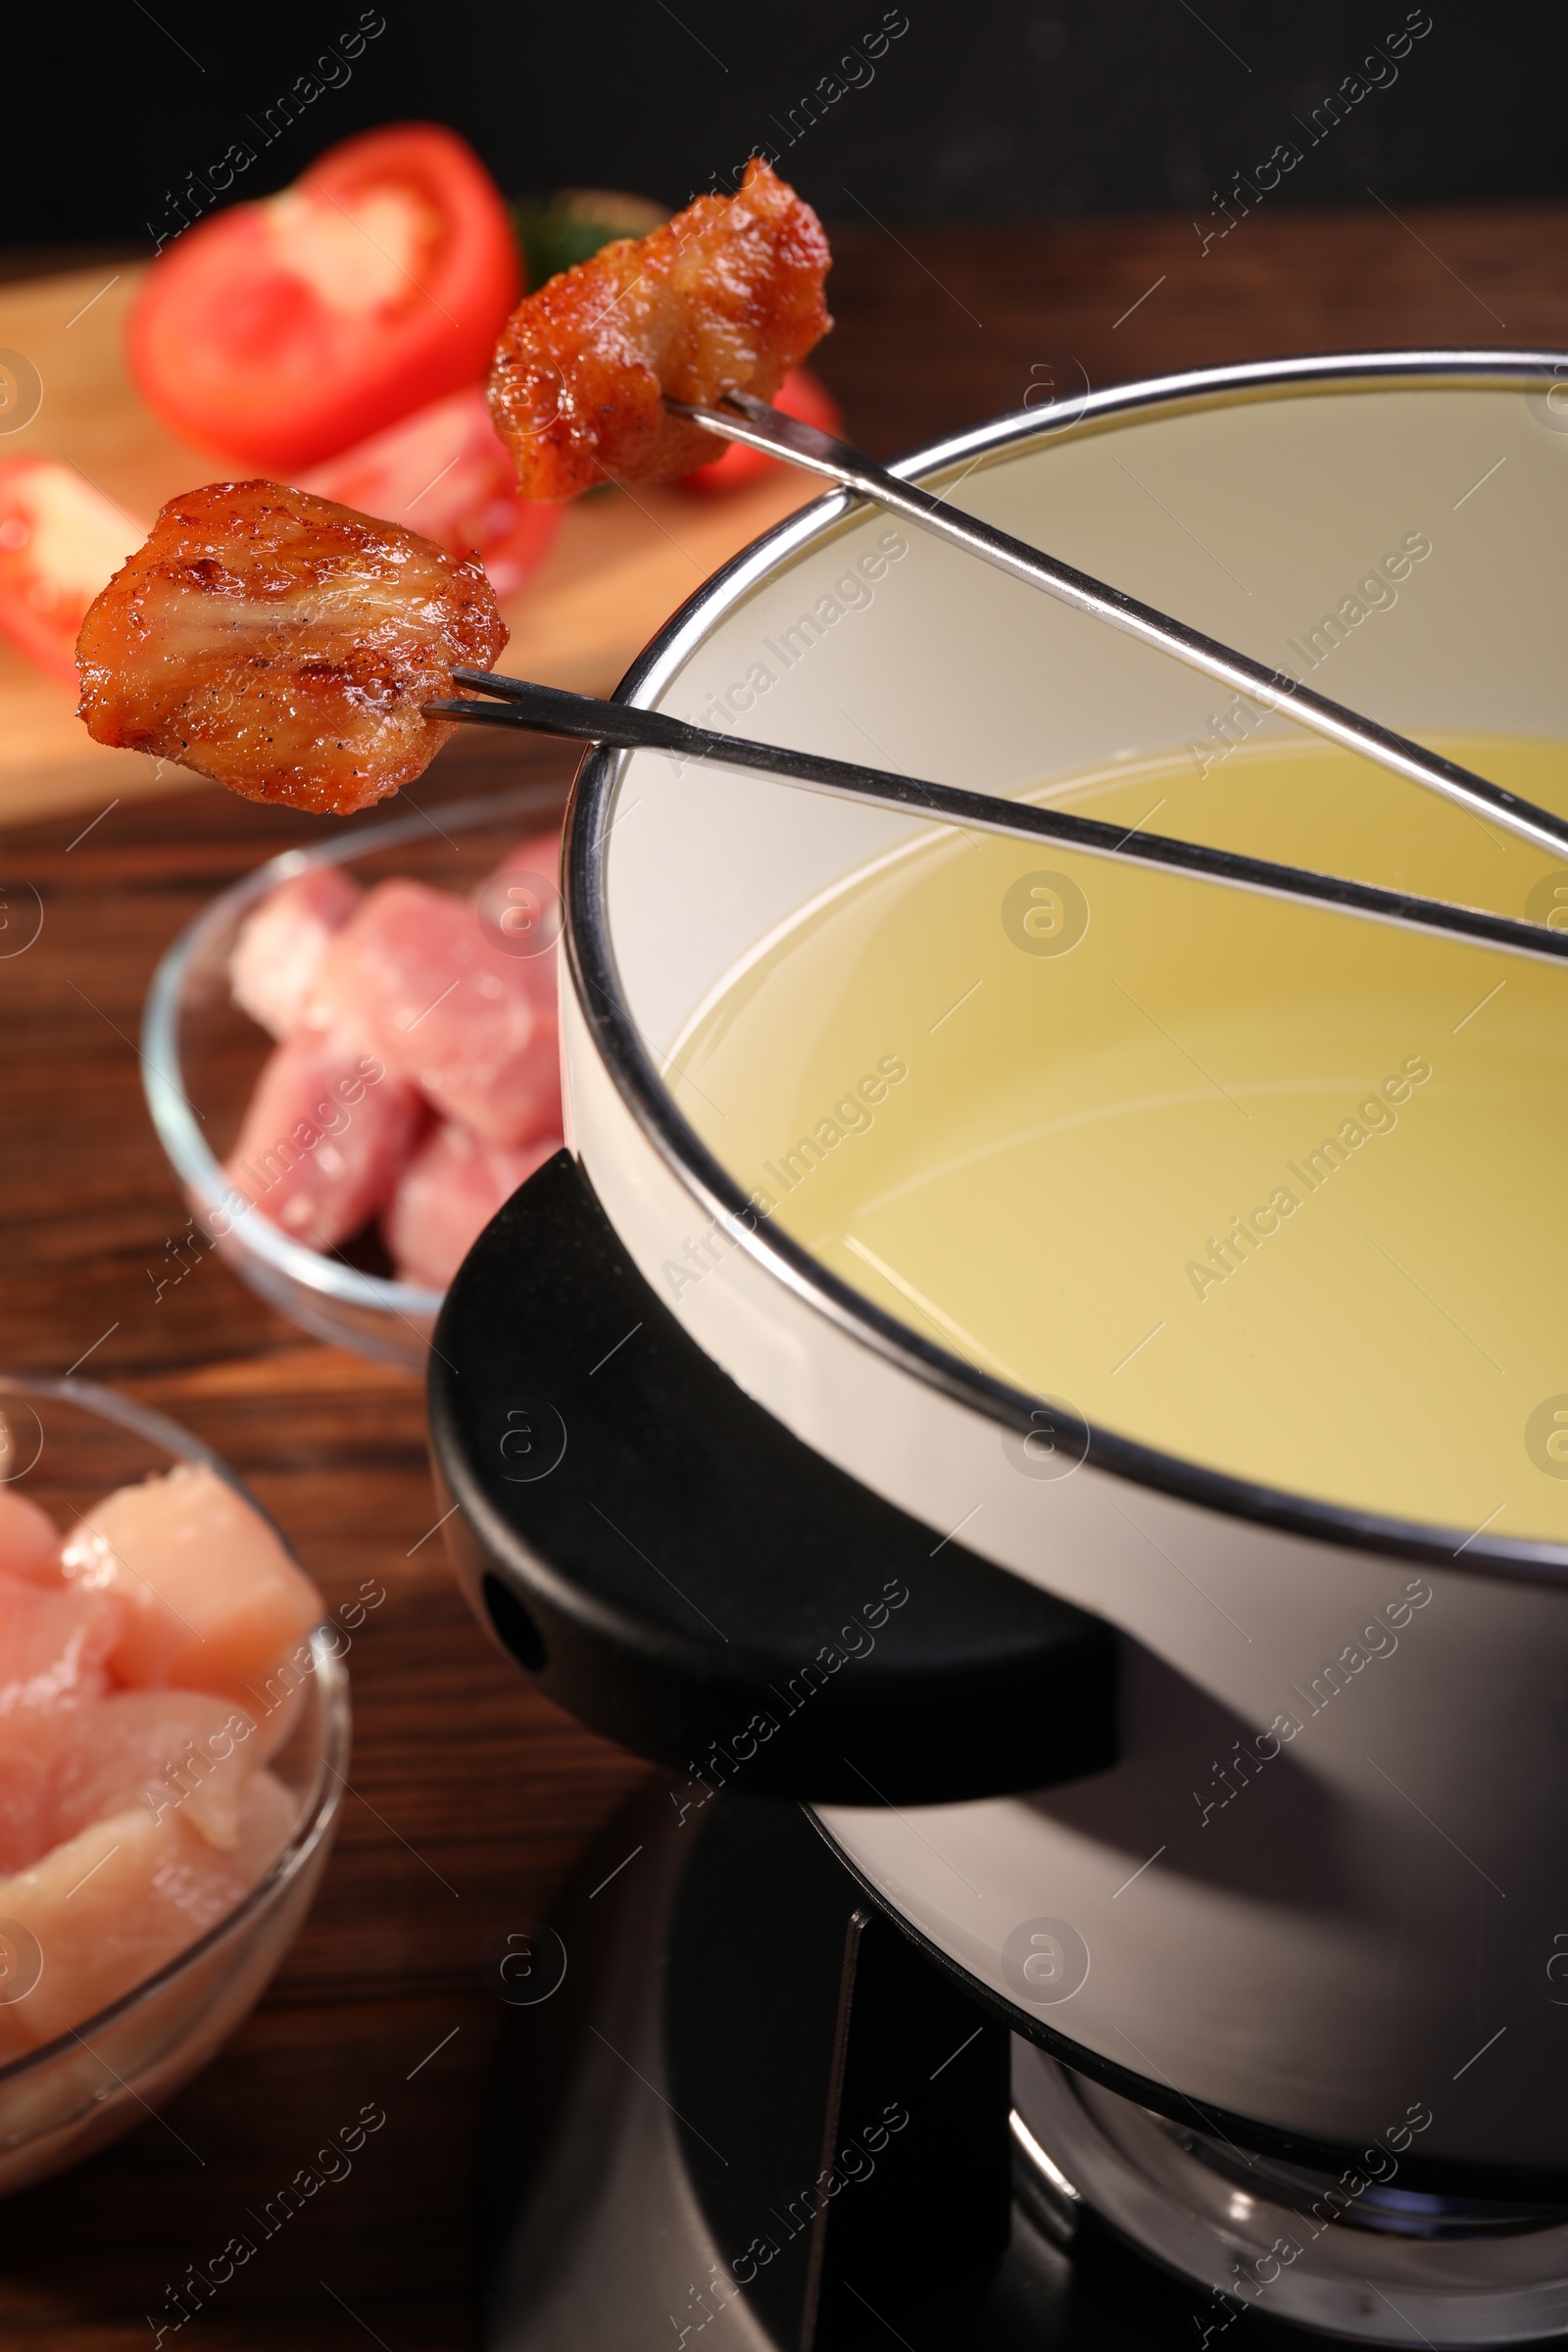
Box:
[2,203,1564,2349]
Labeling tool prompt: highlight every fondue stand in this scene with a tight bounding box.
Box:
[431,357,1568,2345]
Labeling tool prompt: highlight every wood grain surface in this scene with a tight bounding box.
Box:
[0,201,1565,2348]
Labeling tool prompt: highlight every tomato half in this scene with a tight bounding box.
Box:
[0,462,146,688]
[302,388,562,598]
[127,124,522,472]
[679,368,844,494]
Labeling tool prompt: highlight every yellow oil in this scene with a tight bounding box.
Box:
[666,733,1568,1543]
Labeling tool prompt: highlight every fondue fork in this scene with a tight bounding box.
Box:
[430,670,1568,968]
[667,390,1568,864]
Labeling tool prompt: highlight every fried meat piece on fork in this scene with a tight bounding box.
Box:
[76,478,507,815]
[487,158,831,501]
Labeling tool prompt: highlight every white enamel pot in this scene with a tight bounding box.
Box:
[433,354,1568,2194]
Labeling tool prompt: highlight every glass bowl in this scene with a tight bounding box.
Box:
[141,781,564,1371]
[0,1373,349,2196]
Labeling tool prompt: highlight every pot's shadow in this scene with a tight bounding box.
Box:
[1023,1635,1365,1912]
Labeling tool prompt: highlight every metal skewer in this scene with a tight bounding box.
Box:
[668,390,1568,864]
[429,670,1568,968]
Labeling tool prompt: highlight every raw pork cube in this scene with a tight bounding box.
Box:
[384,1123,563,1290]
[0,1571,126,1873]
[53,1689,263,1853]
[309,879,560,1146]
[477,829,564,1006]
[60,1461,322,1706]
[0,1487,62,1585]
[222,1022,424,1251]
[0,1774,295,2050]
[492,828,562,883]
[228,865,361,1039]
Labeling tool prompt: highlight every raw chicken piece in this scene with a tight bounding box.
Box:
[222,1021,425,1251]
[0,1571,126,1874]
[384,1123,563,1290]
[228,864,361,1039]
[0,1570,122,1716]
[488,159,832,500]
[60,1461,322,1707]
[53,1689,263,1854]
[308,878,560,1146]
[75,478,508,815]
[0,1712,72,1881]
[242,1658,310,1764]
[0,1773,296,2051]
[0,1487,62,1586]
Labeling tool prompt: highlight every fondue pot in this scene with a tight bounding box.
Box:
[429,355,1568,2344]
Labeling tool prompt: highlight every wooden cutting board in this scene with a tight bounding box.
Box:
[0,264,822,825]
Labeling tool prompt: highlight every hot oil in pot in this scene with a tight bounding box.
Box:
[665,732,1568,1544]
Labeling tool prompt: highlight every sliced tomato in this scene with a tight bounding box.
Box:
[300,387,562,598]
[679,368,843,495]
[127,124,522,472]
[0,461,147,688]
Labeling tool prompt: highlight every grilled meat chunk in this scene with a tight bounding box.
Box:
[76,478,507,814]
[488,159,831,500]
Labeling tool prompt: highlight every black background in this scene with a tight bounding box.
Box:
[4,0,1559,254]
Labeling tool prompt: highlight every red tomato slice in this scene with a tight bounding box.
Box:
[127,124,521,472]
[0,462,146,688]
[301,387,562,598]
[680,368,843,495]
